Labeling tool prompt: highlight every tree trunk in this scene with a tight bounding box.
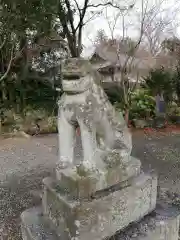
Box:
[124,109,129,125]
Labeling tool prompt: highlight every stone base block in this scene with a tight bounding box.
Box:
[114,204,180,240]
[42,172,157,240]
[57,156,141,199]
[21,207,59,240]
[21,204,180,240]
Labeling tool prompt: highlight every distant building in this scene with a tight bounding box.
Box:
[90,39,174,86]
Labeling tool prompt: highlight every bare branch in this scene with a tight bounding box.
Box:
[0,44,14,82]
[82,10,102,26]
[130,72,139,93]
[143,7,179,55]
[0,38,6,50]
[73,0,81,16]
[75,0,90,32]
[93,0,167,112]
[105,8,121,39]
[64,0,76,34]
[119,0,150,95]
[87,2,135,11]
[12,46,26,61]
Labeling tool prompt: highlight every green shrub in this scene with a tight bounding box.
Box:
[1,109,24,132]
[167,102,180,116]
[47,116,57,132]
[103,83,123,104]
[142,67,174,102]
[23,106,48,123]
[129,89,155,119]
[22,107,57,134]
[0,106,58,135]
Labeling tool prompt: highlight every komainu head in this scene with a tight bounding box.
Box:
[61,58,101,93]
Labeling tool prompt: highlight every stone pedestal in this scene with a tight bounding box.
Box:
[20,156,180,240]
[56,156,141,199]
[20,164,180,240]
[21,203,180,240]
[41,172,157,240]
[20,58,180,240]
[113,203,180,240]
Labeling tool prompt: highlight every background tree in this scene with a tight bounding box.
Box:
[142,2,179,56]
[94,29,108,45]
[0,0,64,115]
[93,0,180,122]
[95,0,156,121]
[56,0,136,57]
[142,67,174,102]
[161,37,180,102]
[161,37,180,55]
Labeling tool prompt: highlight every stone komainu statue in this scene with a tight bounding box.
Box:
[57,58,132,173]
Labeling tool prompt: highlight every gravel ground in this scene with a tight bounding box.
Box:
[1,131,180,239]
[0,137,57,239]
[132,131,180,193]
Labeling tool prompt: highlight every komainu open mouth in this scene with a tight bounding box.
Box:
[62,74,81,80]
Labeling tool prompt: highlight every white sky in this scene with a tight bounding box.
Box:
[74,0,180,57]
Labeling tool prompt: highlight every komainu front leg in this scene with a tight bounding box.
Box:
[57,110,75,172]
[78,119,97,170]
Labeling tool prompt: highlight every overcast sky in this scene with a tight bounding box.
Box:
[76,0,180,57]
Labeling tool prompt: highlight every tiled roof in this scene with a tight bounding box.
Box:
[91,41,156,71]
[91,41,177,72]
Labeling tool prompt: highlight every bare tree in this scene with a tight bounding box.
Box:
[94,29,108,45]
[57,0,136,57]
[94,0,175,122]
[143,3,180,56]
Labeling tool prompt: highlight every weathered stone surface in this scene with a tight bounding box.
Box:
[115,204,180,240]
[21,207,59,240]
[42,172,157,240]
[100,156,141,189]
[57,156,141,199]
[57,58,132,176]
[21,203,180,240]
